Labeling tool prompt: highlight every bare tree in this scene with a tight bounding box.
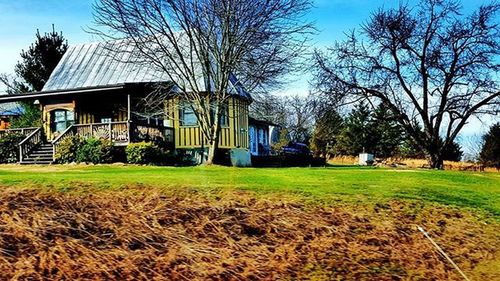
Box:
[252,94,315,143]
[286,95,315,142]
[91,0,312,164]
[0,74,21,95]
[313,0,499,169]
[461,134,483,162]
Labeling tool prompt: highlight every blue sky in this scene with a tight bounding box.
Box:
[0,0,491,74]
[0,0,497,141]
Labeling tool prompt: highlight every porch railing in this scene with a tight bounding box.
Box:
[0,127,38,138]
[52,121,174,160]
[19,128,43,163]
[133,123,174,143]
[74,122,130,143]
[52,125,76,160]
[52,122,130,160]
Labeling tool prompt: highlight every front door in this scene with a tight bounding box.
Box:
[50,109,75,139]
[249,126,257,155]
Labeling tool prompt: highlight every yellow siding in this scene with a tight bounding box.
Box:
[41,94,248,149]
[42,101,75,140]
[167,97,249,149]
[43,98,128,141]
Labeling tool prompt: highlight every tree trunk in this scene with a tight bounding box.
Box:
[206,141,218,165]
[427,152,444,169]
[205,124,220,165]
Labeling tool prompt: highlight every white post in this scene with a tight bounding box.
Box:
[127,94,131,143]
[109,122,112,141]
[127,94,131,121]
[19,145,23,163]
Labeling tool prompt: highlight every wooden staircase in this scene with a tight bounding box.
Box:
[20,143,54,165]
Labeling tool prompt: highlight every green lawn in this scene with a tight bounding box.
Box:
[0,165,499,217]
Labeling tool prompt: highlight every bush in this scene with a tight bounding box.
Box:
[55,137,114,164]
[9,102,42,129]
[76,138,114,164]
[126,142,161,164]
[0,133,24,163]
[54,136,84,163]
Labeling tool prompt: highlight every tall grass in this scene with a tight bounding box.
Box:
[0,189,498,280]
[329,156,498,172]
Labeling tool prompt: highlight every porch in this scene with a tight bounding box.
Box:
[0,121,173,164]
[51,121,174,146]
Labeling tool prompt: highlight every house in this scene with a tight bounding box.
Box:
[0,102,22,129]
[0,40,274,165]
[248,117,280,156]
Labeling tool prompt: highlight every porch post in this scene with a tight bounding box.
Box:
[108,122,112,141]
[127,94,131,121]
[19,145,23,164]
[127,94,131,143]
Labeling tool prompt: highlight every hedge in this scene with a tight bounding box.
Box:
[0,133,24,163]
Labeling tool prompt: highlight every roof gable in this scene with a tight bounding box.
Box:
[42,40,251,100]
[43,41,169,92]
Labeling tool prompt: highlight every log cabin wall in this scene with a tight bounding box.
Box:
[41,100,75,140]
[75,94,128,124]
[166,96,249,149]
[41,94,129,140]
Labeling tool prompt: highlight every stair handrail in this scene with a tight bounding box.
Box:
[52,125,76,161]
[19,127,42,163]
[52,125,76,145]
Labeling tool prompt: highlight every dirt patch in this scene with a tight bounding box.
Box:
[0,190,498,280]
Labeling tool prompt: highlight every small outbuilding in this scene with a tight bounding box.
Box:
[248,117,280,156]
[0,102,22,129]
[359,153,374,166]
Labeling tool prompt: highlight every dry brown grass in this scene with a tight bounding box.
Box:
[328,156,359,165]
[328,156,499,172]
[399,158,498,172]
[0,188,498,280]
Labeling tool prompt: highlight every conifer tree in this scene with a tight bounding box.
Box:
[5,26,68,128]
[370,103,404,158]
[310,108,343,157]
[479,123,500,169]
[333,103,376,156]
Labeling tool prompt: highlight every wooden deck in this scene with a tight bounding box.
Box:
[0,122,174,163]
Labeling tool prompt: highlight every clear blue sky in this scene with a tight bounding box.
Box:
[0,0,496,141]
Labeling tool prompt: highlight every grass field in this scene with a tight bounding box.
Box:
[1,164,498,216]
[0,165,499,280]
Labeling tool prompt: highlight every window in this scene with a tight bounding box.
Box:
[219,105,229,127]
[180,104,197,126]
[179,102,228,127]
[101,117,112,123]
[51,110,75,133]
[211,103,229,127]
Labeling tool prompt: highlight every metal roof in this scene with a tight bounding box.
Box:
[0,85,126,103]
[42,40,251,100]
[43,41,169,92]
[0,102,22,116]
